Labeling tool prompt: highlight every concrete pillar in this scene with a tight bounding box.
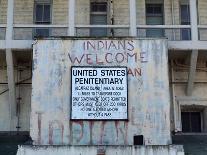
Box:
[129,0,137,36]
[6,0,14,44]
[6,0,17,130]
[186,50,198,96]
[68,0,75,36]
[189,0,198,41]
[6,49,16,117]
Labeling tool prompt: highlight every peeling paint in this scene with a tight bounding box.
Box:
[31,38,171,145]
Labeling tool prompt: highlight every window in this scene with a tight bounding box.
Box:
[90,2,108,37]
[146,3,164,37]
[34,0,52,37]
[35,3,51,23]
[181,112,202,132]
[180,4,191,40]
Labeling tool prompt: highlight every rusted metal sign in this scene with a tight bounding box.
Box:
[71,66,128,120]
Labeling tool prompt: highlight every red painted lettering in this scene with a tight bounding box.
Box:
[127,52,137,63]
[86,54,93,65]
[127,68,134,76]
[96,54,104,64]
[115,53,125,63]
[105,53,113,63]
[68,54,85,64]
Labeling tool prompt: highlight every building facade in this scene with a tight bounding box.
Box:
[0,0,207,154]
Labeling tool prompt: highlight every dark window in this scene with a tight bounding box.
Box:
[35,28,50,37]
[90,2,107,37]
[34,1,51,37]
[146,4,163,15]
[181,5,190,25]
[146,4,164,37]
[181,112,202,132]
[91,2,107,12]
[180,5,191,40]
[35,4,51,23]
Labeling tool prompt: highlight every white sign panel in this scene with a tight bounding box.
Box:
[71,67,128,120]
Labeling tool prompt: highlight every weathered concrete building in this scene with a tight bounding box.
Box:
[0,0,207,154]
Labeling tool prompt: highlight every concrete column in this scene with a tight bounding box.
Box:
[6,0,14,44]
[186,0,198,96]
[68,0,75,36]
[189,0,198,41]
[6,0,16,130]
[186,50,198,96]
[203,108,207,132]
[129,0,137,36]
[6,49,16,117]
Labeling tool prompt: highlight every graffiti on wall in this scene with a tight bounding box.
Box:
[31,39,171,145]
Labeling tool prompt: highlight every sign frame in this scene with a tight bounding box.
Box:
[70,66,128,121]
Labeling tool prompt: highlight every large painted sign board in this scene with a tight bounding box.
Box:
[31,38,171,145]
[71,66,128,120]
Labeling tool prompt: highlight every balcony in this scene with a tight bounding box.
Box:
[12,24,192,40]
[0,0,207,50]
[13,25,68,40]
[0,24,202,50]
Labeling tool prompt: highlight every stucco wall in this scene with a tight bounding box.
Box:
[31,38,171,145]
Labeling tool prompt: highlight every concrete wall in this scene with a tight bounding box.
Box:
[198,0,207,25]
[198,0,207,40]
[14,0,34,24]
[0,0,7,24]
[17,145,184,155]
[170,58,207,131]
[113,0,129,36]
[0,69,10,131]
[75,0,130,36]
[13,0,69,24]
[13,0,68,39]
[31,38,171,145]
[75,0,90,36]
[75,0,90,25]
[0,67,31,131]
[113,0,129,25]
[9,0,207,39]
[53,0,68,24]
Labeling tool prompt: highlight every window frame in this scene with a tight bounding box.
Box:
[179,4,191,40]
[145,2,164,38]
[33,0,52,38]
[146,4,164,18]
[34,0,52,24]
[90,0,109,37]
[181,108,204,133]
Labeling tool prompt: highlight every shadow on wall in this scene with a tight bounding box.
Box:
[172,135,207,155]
[0,132,31,155]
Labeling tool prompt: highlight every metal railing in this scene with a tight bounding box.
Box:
[1,24,206,41]
[13,24,68,40]
[75,25,130,37]
[137,25,192,41]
